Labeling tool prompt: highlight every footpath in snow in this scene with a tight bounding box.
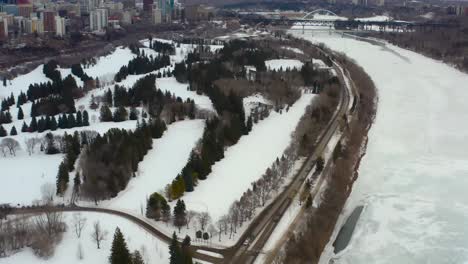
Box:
[183,93,315,220]
[293,32,468,263]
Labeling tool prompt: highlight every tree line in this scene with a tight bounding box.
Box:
[114,54,171,82]
[79,119,166,203]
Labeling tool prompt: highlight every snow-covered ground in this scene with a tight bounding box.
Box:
[1,65,50,98]
[157,77,215,111]
[183,93,315,220]
[293,32,468,263]
[0,212,169,264]
[101,119,205,213]
[83,47,136,81]
[305,14,348,21]
[355,15,392,22]
[281,46,304,55]
[265,59,304,71]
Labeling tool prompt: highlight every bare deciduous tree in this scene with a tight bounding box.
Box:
[40,183,55,204]
[197,212,211,231]
[90,221,107,249]
[186,210,196,229]
[72,213,87,238]
[25,137,40,155]
[1,138,20,156]
[77,243,84,260]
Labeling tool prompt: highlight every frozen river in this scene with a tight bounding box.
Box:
[293,32,468,263]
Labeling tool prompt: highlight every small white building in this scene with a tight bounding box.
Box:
[55,16,66,36]
[152,7,162,25]
[89,8,108,32]
[245,66,257,81]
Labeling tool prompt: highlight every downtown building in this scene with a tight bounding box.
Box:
[89,8,107,32]
[55,15,65,36]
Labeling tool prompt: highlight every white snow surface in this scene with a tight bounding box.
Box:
[305,14,348,21]
[1,65,50,98]
[0,212,169,264]
[102,119,205,213]
[265,59,304,71]
[83,47,136,80]
[157,77,215,111]
[355,15,392,22]
[183,93,314,220]
[281,46,304,54]
[293,32,468,263]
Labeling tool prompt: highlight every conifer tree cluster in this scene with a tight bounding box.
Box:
[56,132,81,195]
[146,192,170,221]
[1,93,15,111]
[114,54,171,82]
[81,119,167,202]
[0,111,12,124]
[16,91,27,106]
[150,40,175,54]
[43,60,62,83]
[0,125,7,137]
[71,63,92,82]
[169,233,193,264]
[22,110,89,133]
[109,228,145,264]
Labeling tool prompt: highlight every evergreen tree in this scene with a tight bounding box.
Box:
[109,228,132,264]
[82,110,90,126]
[100,105,113,122]
[129,107,138,120]
[50,116,58,131]
[56,161,69,195]
[37,117,46,132]
[68,113,76,128]
[74,172,81,193]
[2,76,6,87]
[132,250,145,264]
[169,232,182,264]
[246,116,253,133]
[17,106,24,120]
[113,106,128,122]
[29,116,38,132]
[76,111,83,127]
[10,126,17,136]
[105,88,113,106]
[173,200,187,232]
[21,121,28,132]
[30,101,38,117]
[181,236,193,264]
[62,75,77,113]
[0,125,6,137]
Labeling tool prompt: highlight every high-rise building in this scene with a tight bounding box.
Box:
[18,4,33,18]
[0,17,7,40]
[55,15,65,36]
[152,7,161,24]
[89,8,107,32]
[143,0,152,12]
[2,4,18,16]
[42,10,55,32]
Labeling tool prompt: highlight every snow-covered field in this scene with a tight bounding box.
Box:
[293,32,468,263]
[183,93,315,220]
[0,212,169,264]
[265,59,304,71]
[102,119,205,213]
[355,15,392,22]
[83,47,136,80]
[157,77,215,111]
